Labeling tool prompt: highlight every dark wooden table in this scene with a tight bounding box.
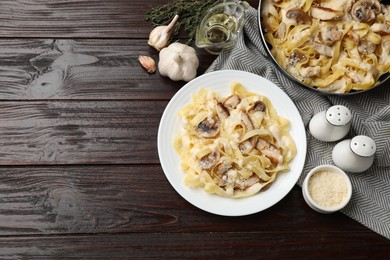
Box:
[0,0,389,258]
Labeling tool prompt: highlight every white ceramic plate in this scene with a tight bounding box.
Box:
[158,70,306,216]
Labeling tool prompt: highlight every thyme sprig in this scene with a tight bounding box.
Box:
[145,0,222,45]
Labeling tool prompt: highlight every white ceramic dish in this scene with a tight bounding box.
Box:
[157,70,307,216]
[302,165,352,214]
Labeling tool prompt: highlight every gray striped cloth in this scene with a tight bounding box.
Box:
[206,5,390,239]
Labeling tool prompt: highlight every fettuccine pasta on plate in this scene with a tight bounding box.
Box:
[261,0,390,93]
[174,83,296,198]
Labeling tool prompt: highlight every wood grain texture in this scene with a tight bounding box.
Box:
[0,165,387,238]
[0,0,162,38]
[0,0,389,257]
[0,231,388,259]
[0,39,216,100]
[0,101,165,165]
[0,0,258,39]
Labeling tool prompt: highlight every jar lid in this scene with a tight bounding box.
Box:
[326,105,352,126]
[350,135,376,157]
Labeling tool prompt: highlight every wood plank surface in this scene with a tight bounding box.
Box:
[0,39,215,100]
[0,0,162,38]
[0,0,259,39]
[0,101,165,165]
[0,231,388,259]
[0,165,386,238]
[0,0,389,258]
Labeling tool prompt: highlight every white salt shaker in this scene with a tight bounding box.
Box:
[309,105,352,142]
[332,135,376,173]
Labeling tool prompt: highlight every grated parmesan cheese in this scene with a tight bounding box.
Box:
[308,170,348,208]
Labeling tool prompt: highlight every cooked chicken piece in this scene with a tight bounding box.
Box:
[311,6,344,20]
[199,151,220,170]
[346,70,360,83]
[313,42,333,56]
[219,175,228,187]
[196,117,220,138]
[218,169,237,188]
[320,0,348,12]
[239,140,254,154]
[379,36,390,64]
[382,4,390,21]
[321,77,349,93]
[371,23,390,35]
[241,175,260,189]
[256,138,283,166]
[320,26,343,46]
[299,66,321,78]
[346,30,359,43]
[276,22,286,39]
[223,94,241,109]
[358,39,377,55]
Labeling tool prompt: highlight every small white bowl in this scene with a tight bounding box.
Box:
[302,165,352,214]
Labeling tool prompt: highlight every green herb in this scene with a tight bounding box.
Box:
[145,0,222,45]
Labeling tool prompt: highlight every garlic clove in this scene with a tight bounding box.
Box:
[148,14,179,51]
[138,55,156,73]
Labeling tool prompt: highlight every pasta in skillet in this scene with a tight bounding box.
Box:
[173,83,296,198]
[261,0,390,93]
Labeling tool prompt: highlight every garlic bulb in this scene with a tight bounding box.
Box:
[148,14,179,51]
[158,42,199,82]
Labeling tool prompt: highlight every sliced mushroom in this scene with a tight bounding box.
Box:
[223,94,241,109]
[214,160,232,176]
[260,182,273,191]
[357,38,377,55]
[240,112,258,152]
[253,101,266,112]
[351,0,381,23]
[199,151,220,170]
[286,9,312,25]
[311,6,344,20]
[196,117,220,138]
[289,50,307,66]
[216,102,229,121]
[320,26,343,46]
[239,140,254,154]
[256,138,283,166]
[371,23,390,35]
[241,112,254,131]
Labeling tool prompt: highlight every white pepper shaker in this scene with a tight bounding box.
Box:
[332,135,376,173]
[309,105,352,142]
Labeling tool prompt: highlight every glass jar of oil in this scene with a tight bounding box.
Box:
[196,1,249,54]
